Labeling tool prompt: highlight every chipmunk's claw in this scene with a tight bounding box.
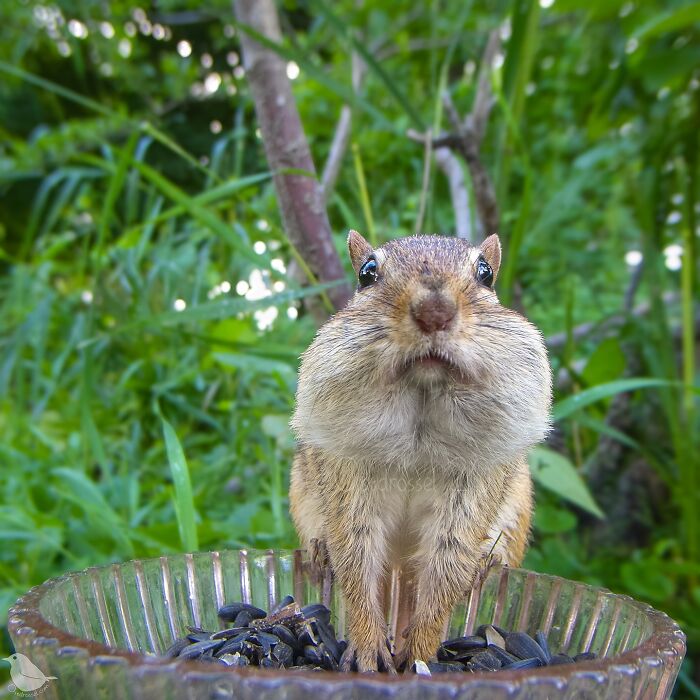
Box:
[339,640,397,674]
[474,551,503,587]
[309,537,331,587]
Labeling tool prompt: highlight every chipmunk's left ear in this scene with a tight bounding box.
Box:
[347,229,373,274]
[480,234,502,281]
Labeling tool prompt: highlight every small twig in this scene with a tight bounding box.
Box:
[434,147,472,240]
[414,129,433,235]
[624,262,644,313]
[468,29,500,143]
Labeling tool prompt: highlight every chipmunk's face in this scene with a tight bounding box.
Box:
[346,230,509,387]
[292,231,552,470]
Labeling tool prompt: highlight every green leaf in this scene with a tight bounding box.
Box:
[132,161,259,263]
[620,557,675,603]
[310,0,425,129]
[581,338,626,387]
[552,378,673,422]
[160,415,199,552]
[528,447,604,518]
[633,3,700,40]
[534,503,578,534]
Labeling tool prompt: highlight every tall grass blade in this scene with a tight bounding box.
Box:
[160,414,199,552]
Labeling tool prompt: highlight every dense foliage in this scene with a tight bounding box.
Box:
[0,0,698,693]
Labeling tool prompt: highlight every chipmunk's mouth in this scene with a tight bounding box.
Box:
[397,350,466,382]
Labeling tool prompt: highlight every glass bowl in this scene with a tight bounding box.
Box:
[8,549,685,699]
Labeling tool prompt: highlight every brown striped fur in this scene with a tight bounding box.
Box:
[290,232,551,671]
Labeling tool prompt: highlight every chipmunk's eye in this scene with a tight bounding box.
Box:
[358,257,378,288]
[476,256,493,287]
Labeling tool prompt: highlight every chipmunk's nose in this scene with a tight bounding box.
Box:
[411,292,456,334]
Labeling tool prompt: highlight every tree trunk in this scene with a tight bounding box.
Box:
[233,0,352,312]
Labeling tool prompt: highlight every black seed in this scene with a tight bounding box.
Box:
[470,650,502,671]
[217,602,266,622]
[252,631,280,655]
[427,662,465,673]
[549,654,575,665]
[178,639,225,660]
[437,647,458,662]
[504,657,544,670]
[298,621,320,646]
[303,644,324,665]
[271,624,300,651]
[574,652,597,662]
[441,635,487,652]
[316,620,341,660]
[301,603,332,625]
[219,652,250,667]
[186,632,211,643]
[535,631,551,662]
[269,595,295,616]
[505,632,549,664]
[273,641,294,667]
[486,644,518,666]
[210,627,249,640]
[163,637,189,658]
[232,610,254,628]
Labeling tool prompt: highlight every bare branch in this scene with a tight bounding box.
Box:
[233,0,351,312]
[443,92,499,240]
[321,52,366,201]
[414,129,433,234]
[468,29,500,143]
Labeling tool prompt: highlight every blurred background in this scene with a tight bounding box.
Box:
[0,0,698,694]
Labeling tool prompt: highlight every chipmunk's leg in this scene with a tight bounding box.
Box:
[324,462,396,674]
[290,449,330,580]
[479,459,533,569]
[397,474,502,668]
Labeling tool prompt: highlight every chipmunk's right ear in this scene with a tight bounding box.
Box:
[347,229,373,274]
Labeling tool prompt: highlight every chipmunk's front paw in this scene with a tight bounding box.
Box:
[340,639,396,674]
[308,537,331,586]
[396,622,441,671]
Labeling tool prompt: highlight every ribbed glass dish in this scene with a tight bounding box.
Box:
[8,549,685,699]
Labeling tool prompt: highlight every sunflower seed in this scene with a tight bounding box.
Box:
[441,635,487,652]
[178,639,225,660]
[535,631,551,662]
[468,650,502,671]
[504,657,544,670]
[217,603,266,623]
[550,654,575,665]
[427,662,465,673]
[413,660,431,676]
[505,632,549,664]
[269,595,295,616]
[163,637,189,658]
[483,625,506,649]
[486,644,518,666]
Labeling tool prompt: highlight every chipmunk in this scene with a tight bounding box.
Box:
[290,231,552,673]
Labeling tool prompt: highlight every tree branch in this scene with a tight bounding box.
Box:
[233,0,351,312]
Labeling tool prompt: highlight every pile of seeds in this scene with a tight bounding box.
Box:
[163,596,597,675]
[163,596,346,671]
[425,624,596,675]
